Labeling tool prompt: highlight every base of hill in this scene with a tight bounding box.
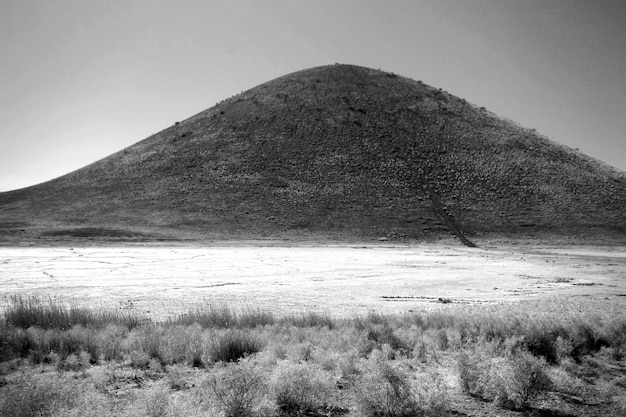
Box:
[0,221,625,247]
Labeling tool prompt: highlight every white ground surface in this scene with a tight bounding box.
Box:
[1,243,625,319]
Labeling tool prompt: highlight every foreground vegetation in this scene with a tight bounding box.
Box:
[1,295,626,416]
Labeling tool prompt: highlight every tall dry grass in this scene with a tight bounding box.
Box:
[1,296,625,415]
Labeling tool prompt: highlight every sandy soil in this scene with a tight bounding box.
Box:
[1,243,624,319]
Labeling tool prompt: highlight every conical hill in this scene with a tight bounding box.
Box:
[1,64,624,244]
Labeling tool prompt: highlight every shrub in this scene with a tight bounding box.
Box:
[66,326,99,363]
[185,331,205,367]
[207,361,266,417]
[55,389,114,417]
[286,342,313,362]
[209,330,262,363]
[458,347,551,410]
[523,329,558,364]
[432,328,450,351]
[0,327,31,361]
[496,352,551,409]
[337,351,359,380]
[270,361,335,414]
[412,371,450,415]
[166,364,190,390]
[158,324,205,366]
[355,354,421,417]
[547,366,586,397]
[458,348,491,397]
[413,339,428,363]
[0,375,74,417]
[143,385,171,417]
[605,320,626,360]
[361,324,410,357]
[129,350,151,369]
[97,324,128,362]
[128,325,165,364]
[16,326,98,364]
[570,321,610,361]
[57,350,91,372]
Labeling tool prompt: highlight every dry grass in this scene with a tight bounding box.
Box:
[4,295,144,330]
[1,296,625,416]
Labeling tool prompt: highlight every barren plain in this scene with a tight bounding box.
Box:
[2,242,624,318]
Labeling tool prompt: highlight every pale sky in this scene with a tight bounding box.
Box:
[1,0,625,192]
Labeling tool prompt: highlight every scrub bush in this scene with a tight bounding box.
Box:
[209,330,262,363]
[354,354,420,417]
[270,361,335,414]
[458,345,551,410]
[207,361,266,417]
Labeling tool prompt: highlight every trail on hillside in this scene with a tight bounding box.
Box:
[423,178,477,247]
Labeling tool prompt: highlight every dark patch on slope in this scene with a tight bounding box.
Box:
[41,228,146,238]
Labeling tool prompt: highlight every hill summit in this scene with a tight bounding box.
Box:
[1,64,625,245]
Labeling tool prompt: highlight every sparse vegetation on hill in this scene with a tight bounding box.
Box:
[0,64,624,244]
[1,296,625,416]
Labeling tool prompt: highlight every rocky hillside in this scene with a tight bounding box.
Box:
[1,64,624,244]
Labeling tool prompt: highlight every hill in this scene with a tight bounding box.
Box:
[1,64,625,245]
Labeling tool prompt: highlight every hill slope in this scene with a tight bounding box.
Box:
[1,64,625,244]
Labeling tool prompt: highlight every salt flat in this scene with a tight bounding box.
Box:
[1,244,624,319]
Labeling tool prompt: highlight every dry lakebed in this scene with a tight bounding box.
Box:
[1,242,624,319]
